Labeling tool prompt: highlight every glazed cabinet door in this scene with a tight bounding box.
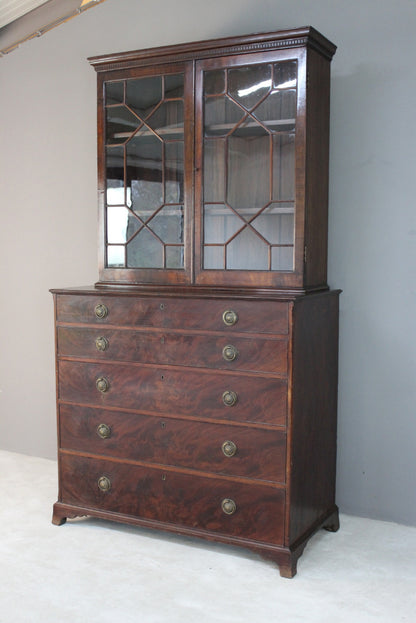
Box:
[98,62,194,285]
[194,49,306,288]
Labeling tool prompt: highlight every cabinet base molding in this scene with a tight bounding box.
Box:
[52,501,339,578]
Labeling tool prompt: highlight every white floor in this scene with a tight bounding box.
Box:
[0,450,415,622]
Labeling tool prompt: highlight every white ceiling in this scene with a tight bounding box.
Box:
[0,1,50,29]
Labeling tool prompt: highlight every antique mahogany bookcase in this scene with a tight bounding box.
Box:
[51,26,340,578]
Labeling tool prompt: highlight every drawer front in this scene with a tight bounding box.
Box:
[59,404,286,483]
[58,361,287,426]
[57,327,287,374]
[59,453,285,544]
[56,294,289,335]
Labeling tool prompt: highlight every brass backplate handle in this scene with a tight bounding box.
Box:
[222,440,237,457]
[222,310,238,326]
[96,377,109,393]
[95,336,109,351]
[95,303,108,319]
[221,498,237,515]
[222,344,239,362]
[97,476,111,492]
[97,423,111,439]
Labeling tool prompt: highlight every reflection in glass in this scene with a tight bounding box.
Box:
[204,246,224,269]
[127,132,163,217]
[127,228,163,268]
[253,89,296,131]
[273,61,297,89]
[165,74,184,98]
[227,134,270,213]
[147,101,184,140]
[105,71,186,271]
[126,76,162,119]
[271,246,294,271]
[228,64,272,110]
[227,228,269,270]
[204,96,245,137]
[148,205,183,243]
[204,139,225,202]
[202,59,298,273]
[106,81,124,105]
[204,205,242,243]
[107,245,125,267]
[106,106,141,145]
[166,246,184,269]
[165,142,183,203]
[273,133,295,200]
[251,205,294,245]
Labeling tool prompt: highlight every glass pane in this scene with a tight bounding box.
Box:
[147,101,184,140]
[106,106,141,145]
[273,61,297,89]
[106,182,124,206]
[271,246,294,271]
[228,64,272,110]
[106,81,124,105]
[106,145,124,204]
[204,96,244,137]
[227,134,270,213]
[107,245,125,267]
[227,227,268,270]
[148,205,184,243]
[273,133,295,200]
[126,76,162,119]
[204,139,225,202]
[204,70,225,95]
[204,205,242,243]
[251,206,294,245]
[165,142,183,203]
[165,74,184,98]
[166,246,184,268]
[253,89,296,132]
[127,229,163,268]
[204,246,224,269]
[108,206,130,243]
[127,132,163,217]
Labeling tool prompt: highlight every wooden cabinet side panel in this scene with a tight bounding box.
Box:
[304,49,332,289]
[287,291,339,544]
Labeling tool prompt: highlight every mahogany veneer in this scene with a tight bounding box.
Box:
[51,27,339,578]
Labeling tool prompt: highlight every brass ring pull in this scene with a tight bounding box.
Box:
[97,423,111,439]
[96,377,109,393]
[94,303,108,319]
[95,336,109,352]
[222,440,237,457]
[222,344,239,362]
[222,310,238,326]
[221,498,237,515]
[97,476,111,492]
[222,390,238,407]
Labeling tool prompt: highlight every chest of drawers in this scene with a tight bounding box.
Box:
[52,287,339,577]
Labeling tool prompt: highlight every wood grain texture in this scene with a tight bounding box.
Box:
[287,291,340,545]
[59,404,286,482]
[57,326,288,374]
[55,293,289,335]
[59,453,285,544]
[58,360,288,426]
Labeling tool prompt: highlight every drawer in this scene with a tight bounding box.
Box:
[59,404,286,483]
[58,361,287,426]
[59,453,285,544]
[55,294,289,335]
[57,327,287,374]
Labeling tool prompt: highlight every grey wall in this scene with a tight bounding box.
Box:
[1,0,415,526]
